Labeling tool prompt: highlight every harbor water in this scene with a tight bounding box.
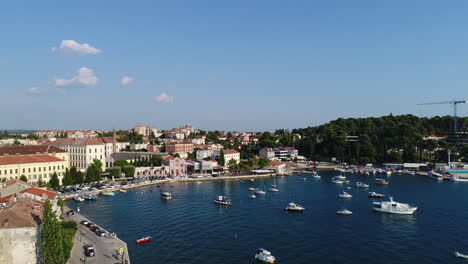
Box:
[67,171,468,263]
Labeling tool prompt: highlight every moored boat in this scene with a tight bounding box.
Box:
[249,194,257,199]
[285,202,305,212]
[368,192,385,198]
[372,197,417,215]
[255,248,275,263]
[339,191,352,199]
[337,209,352,215]
[375,178,389,185]
[136,236,151,243]
[455,251,468,259]
[214,195,232,205]
[73,195,85,202]
[248,187,256,191]
[160,191,172,200]
[356,182,370,188]
[101,191,116,196]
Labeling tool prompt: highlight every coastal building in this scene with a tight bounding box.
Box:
[0,180,30,199]
[259,147,298,161]
[223,149,240,167]
[0,146,69,184]
[165,143,194,158]
[191,136,206,145]
[267,161,287,174]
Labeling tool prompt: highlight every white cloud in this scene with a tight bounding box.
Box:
[26,87,41,94]
[54,67,98,87]
[120,76,134,85]
[155,93,174,103]
[52,40,101,56]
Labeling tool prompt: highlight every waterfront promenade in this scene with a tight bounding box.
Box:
[63,207,130,264]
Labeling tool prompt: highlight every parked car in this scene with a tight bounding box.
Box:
[91,226,100,232]
[84,244,95,257]
[80,220,89,225]
[66,210,74,216]
[96,230,106,237]
[87,223,96,228]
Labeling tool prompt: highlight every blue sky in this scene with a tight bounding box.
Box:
[1,1,468,131]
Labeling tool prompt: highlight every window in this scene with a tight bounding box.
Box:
[95,148,97,153]
[10,169,12,174]
[53,166,56,170]
[49,166,51,170]
[33,168,36,172]
[89,149,91,153]
[28,168,31,173]
[44,167,46,171]
[23,168,25,173]
[28,175,31,179]
[62,165,64,169]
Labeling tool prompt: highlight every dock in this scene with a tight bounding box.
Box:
[64,207,130,264]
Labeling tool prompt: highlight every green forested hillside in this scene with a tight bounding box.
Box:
[293,115,468,164]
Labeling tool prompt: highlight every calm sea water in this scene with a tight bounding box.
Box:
[67,171,468,264]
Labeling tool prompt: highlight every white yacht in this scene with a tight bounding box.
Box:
[337,209,353,215]
[160,191,172,200]
[254,189,266,195]
[356,182,370,188]
[248,187,256,191]
[249,194,257,199]
[313,174,321,179]
[372,197,417,215]
[368,192,385,198]
[255,248,275,263]
[339,191,352,199]
[331,176,345,184]
[214,195,232,205]
[268,187,279,192]
[455,251,468,259]
[285,202,305,212]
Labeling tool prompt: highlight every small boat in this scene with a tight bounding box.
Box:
[255,248,275,263]
[254,189,266,195]
[240,180,245,183]
[101,192,116,196]
[160,191,172,200]
[375,178,389,185]
[249,179,255,182]
[356,182,369,188]
[248,187,256,191]
[249,194,257,199]
[346,187,351,190]
[285,202,305,212]
[76,206,80,212]
[455,251,468,259]
[83,194,97,200]
[268,187,279,192]
[136,236,151,243]
[368,192,385,198]
[372,197,417,215]
[214,195,232,205]
[120,189,127,193]
[337,209,353,215]
[331,178,345,184]
[300,177,307,180]
[313,174,321,179]
[73,196,85,202]
[339,191,352,199]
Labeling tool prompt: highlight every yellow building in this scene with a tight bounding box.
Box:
[0,146,69,184]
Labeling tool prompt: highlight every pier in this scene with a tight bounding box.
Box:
[63,207,130,264]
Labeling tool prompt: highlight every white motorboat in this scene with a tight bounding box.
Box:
[73,196,84,202]
[248,187,256,191]
[368,192,385,198]
[268,187,279,192]
[120,189,127,193]
[285,202,305,212]
[451,175,468,182]
[249,194,257,199]
[255,189,266,195]
[313,174,321,179]
[455,251,468,259]
[255,248,275,263]
[339,191,352,199]
[249,179,255,182]
[427,171,443,181]
[372,197,417,215]
[337,209,352,215]
[331,176,345,184]
[160,191,172,200]
[356,182,369,188]
[214,195,232,205]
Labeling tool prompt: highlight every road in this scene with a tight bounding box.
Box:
[63,207,130,264]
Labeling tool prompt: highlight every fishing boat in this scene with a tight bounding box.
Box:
[372,197,417,215]
[160,191,172,200]
[285,202,305,212]
[455,251,468,259]
[375,178,389,185]
[73,195,85,202]
[214,195,232,205]
[356,182,369,188]
[101,191,116,196]
[136,236,151,243]
[339,191,352,199]
[337,209,353,215]
[255,248,275,263]
[368,192,385,198]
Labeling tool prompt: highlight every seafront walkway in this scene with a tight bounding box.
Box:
[64,207,130,264]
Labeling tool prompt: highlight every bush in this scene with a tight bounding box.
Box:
[122,165,135,177]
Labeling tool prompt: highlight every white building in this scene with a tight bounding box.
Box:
[223,149,240,168]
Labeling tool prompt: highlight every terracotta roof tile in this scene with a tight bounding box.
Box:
[0,155,64,166]
[0,145,66,156]
[20,187,57,200]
